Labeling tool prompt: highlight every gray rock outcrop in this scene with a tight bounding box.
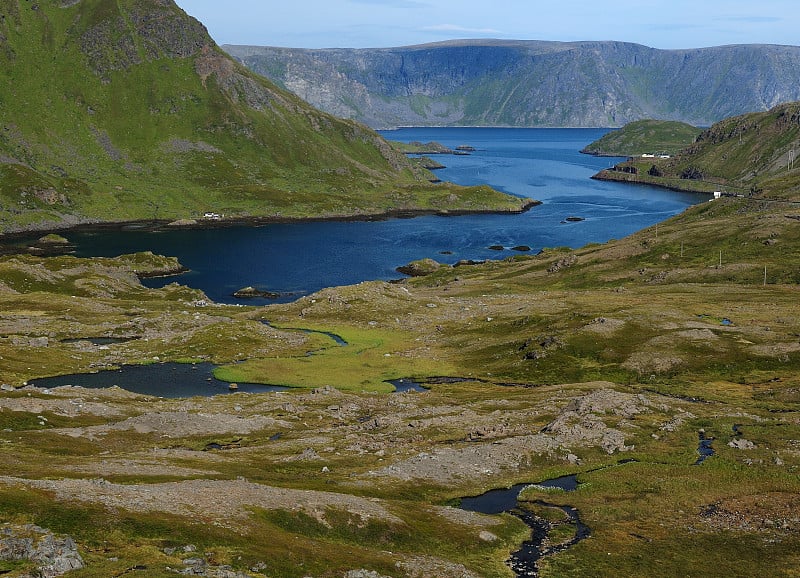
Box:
[0,524,84,577]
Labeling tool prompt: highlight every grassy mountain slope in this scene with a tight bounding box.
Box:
[0,0,526,233]
[580,119,701,156]
[225,41,800,129]
[595,101,800,199]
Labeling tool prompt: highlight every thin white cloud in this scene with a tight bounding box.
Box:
[349,0,426,4]
[715,16,782,23]
[176,0,800,51]
[423,23,503,35]
[348,0,426,5]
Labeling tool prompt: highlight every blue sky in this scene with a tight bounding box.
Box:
[174,0,799,49]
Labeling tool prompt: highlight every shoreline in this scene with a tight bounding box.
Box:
[590,169,717,196]
[0,200,541,244]
[579,148,631,158]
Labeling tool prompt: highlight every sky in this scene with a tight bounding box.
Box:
[173,0,799,50]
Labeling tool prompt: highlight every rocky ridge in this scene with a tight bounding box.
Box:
[225,41,800,128]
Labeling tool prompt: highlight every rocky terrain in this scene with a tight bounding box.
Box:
[0,524,84,578]
[2,15,800,574]
[1,374,767,577]
[1,206,800,575]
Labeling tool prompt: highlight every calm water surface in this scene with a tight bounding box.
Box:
[66,128,707,303]
[28,363,286,397]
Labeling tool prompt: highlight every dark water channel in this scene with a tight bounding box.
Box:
[260,320,348,346]
[61,337,135,346]
[695,430,715,465]
[460,474,589,577]
[386,378,428,393]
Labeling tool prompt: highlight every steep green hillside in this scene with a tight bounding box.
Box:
[595,102,800,200]
[0,0,527,232]
[581,120,701,156]
[225,41,800,129]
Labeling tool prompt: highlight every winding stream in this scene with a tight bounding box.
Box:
[695,430,715,465]
[263,323,348,347]
[459,474,589,577]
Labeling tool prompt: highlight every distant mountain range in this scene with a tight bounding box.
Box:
[224,40,800,129]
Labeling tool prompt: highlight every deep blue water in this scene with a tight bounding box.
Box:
[65,128,707,304]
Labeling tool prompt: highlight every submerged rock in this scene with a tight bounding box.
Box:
[232,286,279,299]
[37,233,70,245]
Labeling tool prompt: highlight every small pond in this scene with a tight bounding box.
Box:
[27,362,286,398]
[28,364,428,397]
[386,378,428,393]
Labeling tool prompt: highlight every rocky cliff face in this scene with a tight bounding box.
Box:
[77,0,210,77]
[224,40,800,128]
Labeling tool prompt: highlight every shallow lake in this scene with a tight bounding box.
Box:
[60,128,706,304]
[27,363,287,398]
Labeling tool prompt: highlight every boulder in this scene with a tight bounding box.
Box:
[0,524,84,578]
[728,438,756,450]
[547,253,577,273]
[396,258,444,277]
[478,530,498,542]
